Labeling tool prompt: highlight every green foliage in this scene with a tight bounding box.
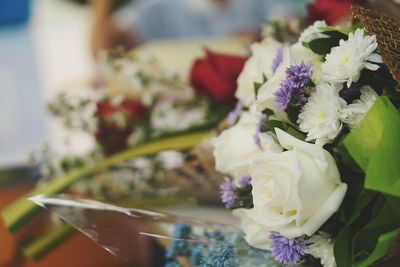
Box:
[334,190,378,267]
[344,97,400,197]
[307,38,341,55]
[335,96,400,267]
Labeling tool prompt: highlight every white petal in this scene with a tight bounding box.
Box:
[301,183,347,236]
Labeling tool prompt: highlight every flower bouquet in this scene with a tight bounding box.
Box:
[38,4,397,267]
[3,3,400,267]
[212,5,400,267]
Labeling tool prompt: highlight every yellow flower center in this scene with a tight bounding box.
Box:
[318,110,326,120]
[341,54,350,64]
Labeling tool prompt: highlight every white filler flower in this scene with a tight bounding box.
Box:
[298,83,347,145]
[306,234,337,267]
[321,29,383,87]
[340,85,378,129]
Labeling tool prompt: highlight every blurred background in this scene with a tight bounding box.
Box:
[0,0,313,266]
[0,0,312,169]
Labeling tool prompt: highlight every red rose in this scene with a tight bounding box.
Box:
[306,0,365,25]
[189,49,246,102]
[95,98,148,155]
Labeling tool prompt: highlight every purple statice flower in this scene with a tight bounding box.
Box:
[274,61,312,110]
[272,45,286,74]
[227,99,244,126]
[269,231,307,266]
[239,176,252,187]
[253,114,268,148]
[274,80,293,110]
[286,62,312,89]
[220,178,236,208]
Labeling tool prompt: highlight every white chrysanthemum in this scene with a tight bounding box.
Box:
[340,85,378,129]
[298,83,347,145]
[306,234,337,267]
[320,29,383,87]
[299,20,328,43]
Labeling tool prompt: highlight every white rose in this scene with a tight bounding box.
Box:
[234,208,271,250]
[256,43,322,117]
[236,128,347,249]
[212,106,282,178]
[236,38,282,106]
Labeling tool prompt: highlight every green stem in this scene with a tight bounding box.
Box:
[1,130,210,233]
[22,224,75,260]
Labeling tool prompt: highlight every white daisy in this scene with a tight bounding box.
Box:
[298,83,347,145]
[305,234,337,267]
[340,85,378,129]
[320,29,383,87]
[299,20,328,44]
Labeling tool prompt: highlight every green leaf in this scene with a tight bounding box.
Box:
[353,200,400,255]
[1,130,210,232]
[343,97,400,197]
[307,37,340,55]
[285,105,301,125]
[353,230,398,267]
[334,190,377,267]
[254,81,263,98]
[321,30,348,40]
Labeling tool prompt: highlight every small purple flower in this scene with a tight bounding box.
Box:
[220,177,236,208]
[227,99,245,126]
[272,45,286,74]
[253,114,268,148]
[274,61,312,110]
[274,81,293,110]
[269,231,307,266]
[239,176,252,187]
[286,62,312,89]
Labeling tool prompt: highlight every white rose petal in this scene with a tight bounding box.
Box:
[212,106,282,177]
[234,209,271,250]
[236,38,283,106]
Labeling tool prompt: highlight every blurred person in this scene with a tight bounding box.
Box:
[90,0,301,56]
